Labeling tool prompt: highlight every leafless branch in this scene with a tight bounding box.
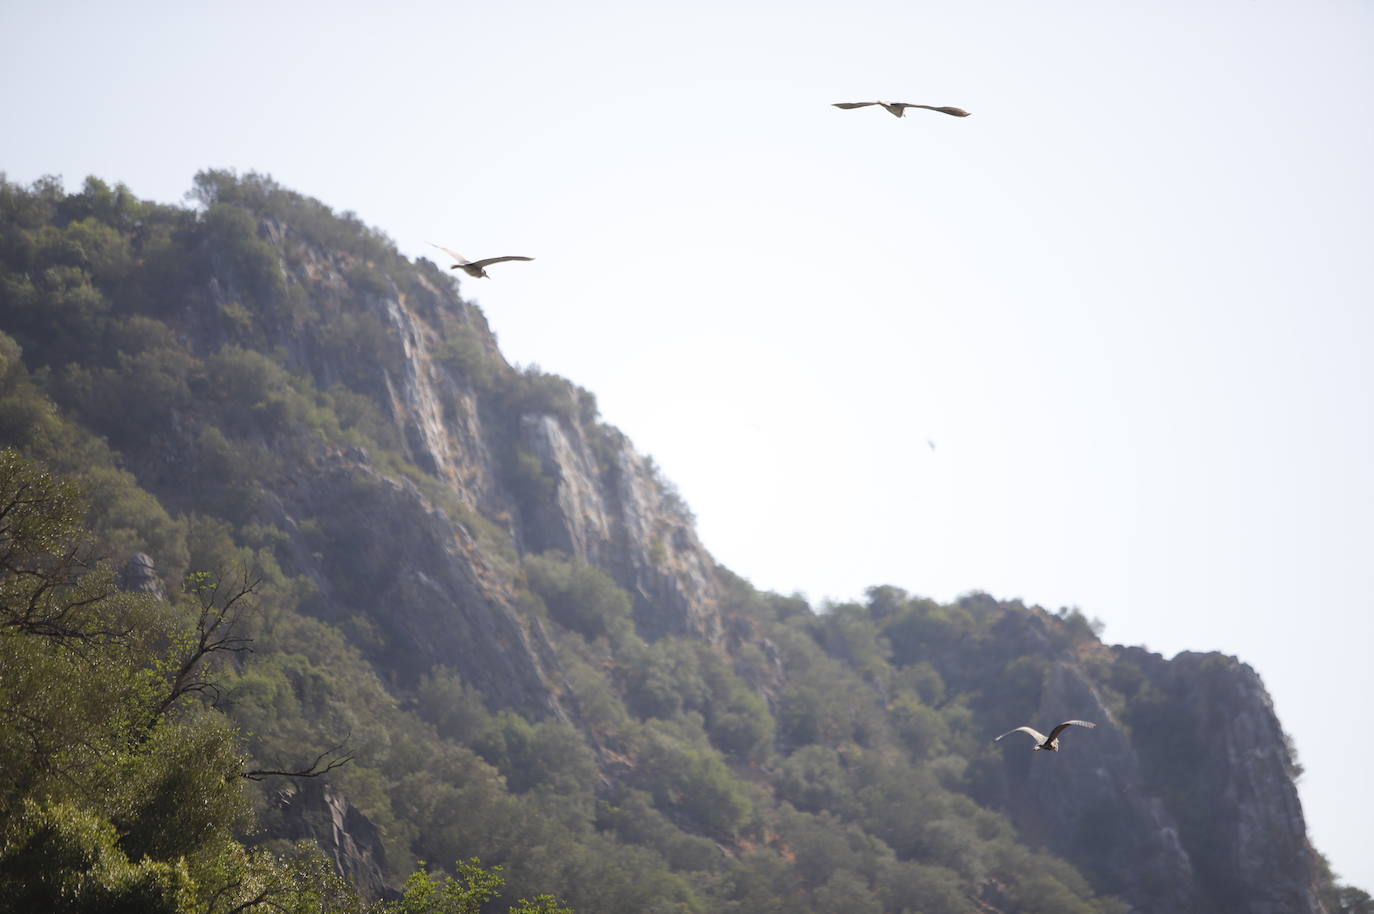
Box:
[243,737,354,782]
[149,566,260,725]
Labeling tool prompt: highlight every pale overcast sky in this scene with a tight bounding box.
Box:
[4,0,1371,892]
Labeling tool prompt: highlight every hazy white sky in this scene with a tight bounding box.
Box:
[4,0,1371,892]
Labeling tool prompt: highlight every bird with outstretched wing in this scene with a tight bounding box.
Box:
[994,719,1096,752]
[833,101,971,118]
[427,242,534,279]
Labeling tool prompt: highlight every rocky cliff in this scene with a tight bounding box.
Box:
[999,660,1200,912]
[271,780,393,902]
[252,219,1329,913]
[1122,649,1328,913]
[168,208,728,716]
[973,606,1328,913]
[2,172,1347,913]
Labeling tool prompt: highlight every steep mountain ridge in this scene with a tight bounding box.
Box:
[998,660,1200,912]
[231,215,728,671]
[1123,649,1328,913]
[0,171,1353,913]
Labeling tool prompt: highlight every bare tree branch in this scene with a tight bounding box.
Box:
[149,566,259,725]
[243,737,354,782]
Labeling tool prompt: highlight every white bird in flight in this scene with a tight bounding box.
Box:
[833,101,971,118]
[994,720,1096,752]
[427,242,534,279]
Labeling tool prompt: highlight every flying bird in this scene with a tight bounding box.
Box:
[833,102,971,118]
[427,242,533,279]
[994,720,1096,752]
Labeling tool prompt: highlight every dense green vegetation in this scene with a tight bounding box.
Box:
[0,446,357,912]
[1,171,1365,913]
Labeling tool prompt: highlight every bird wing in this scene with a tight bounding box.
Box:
[994,726,1047,744]
[891,104,972,117]
[426,242,470,266]
[466,256,535,269]
[1046,720,1097,742]
[832,102,881,109]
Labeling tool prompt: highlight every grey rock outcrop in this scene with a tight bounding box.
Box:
[517,414,724,644]
[181,224,732,717]
[1133,650,1328,914]
[995,644,1328,913]
[118,552,166,601]
[1003,662,1199,912]
[273,780,392,902]
[236,231,727,680]
[266,449,568,717]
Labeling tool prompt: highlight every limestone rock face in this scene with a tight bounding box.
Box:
[1005,662,1200,912]
[273,780,392,902]
[1139,651,1328,914]
[264,450,567,717]
[517,413,612,563]
[271,234,728,656]
[117,552,166,601]
[995,645,1328,914]
[184,226,732,719]
[517,414,724,644]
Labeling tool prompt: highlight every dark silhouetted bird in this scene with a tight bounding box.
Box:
[427,242,533,278]
[833,101,971,118]
[994,720,1096,752]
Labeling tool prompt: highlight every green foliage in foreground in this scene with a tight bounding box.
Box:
[0,447,358,912]
[0,447,574,913]
[382,859,572,914]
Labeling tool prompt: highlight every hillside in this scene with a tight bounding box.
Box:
[0,171,1363,913]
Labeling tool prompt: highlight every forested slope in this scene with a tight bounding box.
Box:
[0,171,1362,913]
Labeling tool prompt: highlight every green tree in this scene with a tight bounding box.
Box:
[0,449,353,913]
[379,858,573,914]
[524,552,633,642]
